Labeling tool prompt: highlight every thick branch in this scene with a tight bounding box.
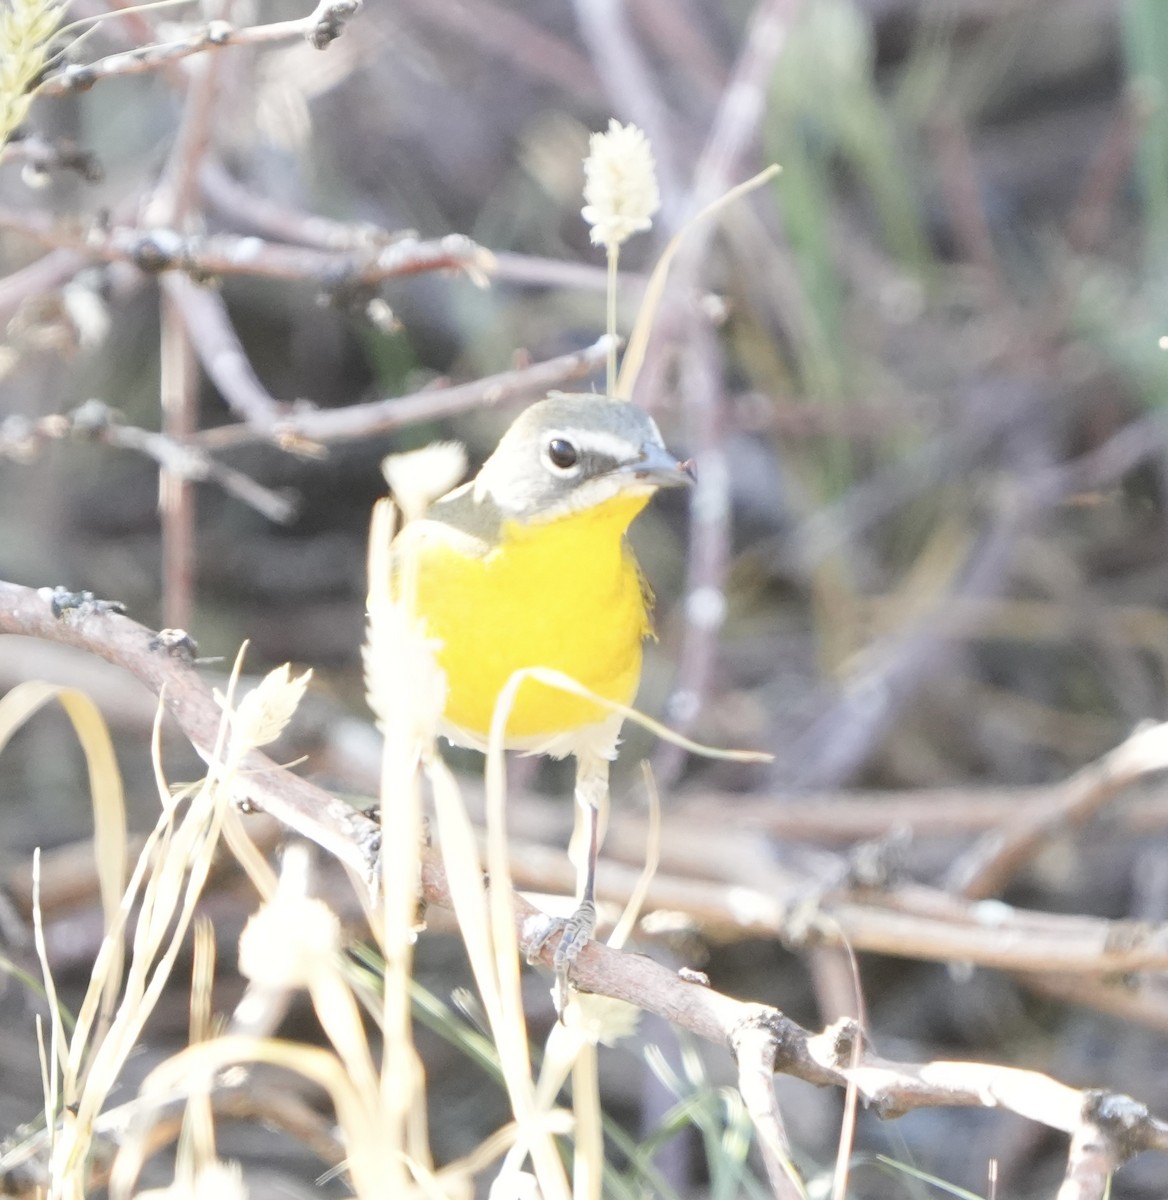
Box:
[1058,1092,1153,1200]
[9,573,1168,984]
[0,581,376,879]
[505,833,1168,975]
[3,577,1168,1171]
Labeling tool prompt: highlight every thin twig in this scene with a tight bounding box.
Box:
[35,0,362,96]
[945,721,1168,899]
[685,0,799,216]
[1019,973,1168,1036]
[0,248,89,329]
[147,35,227,628]
[198,158,404,251]
[1066,88,1147,255]
[731,1022,803,1200]
[928,107,1010,307]
[158,287,198,629]
[0,208,495,289]
[188,335,614,449]
[200,160,627,292]
[0,402,295,521]
[399,0,602,100]
[648,0,801,770]
[657,312,727,780]
[572,0,685,217]
[144,50,223,229]
[161,273,285,430]
[774,402,1168,790]
[0,133,102,180]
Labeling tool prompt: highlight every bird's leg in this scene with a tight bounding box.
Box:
[526,749,611,1006]
[553,751,609,976]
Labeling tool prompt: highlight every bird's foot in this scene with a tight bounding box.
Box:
[527,899,596,1017]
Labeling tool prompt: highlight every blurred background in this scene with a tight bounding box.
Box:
[5,0,1168,1195]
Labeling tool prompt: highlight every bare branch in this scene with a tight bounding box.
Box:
[0,133,102,180]
[1059,1092,1152,1200]
[161,273,285,430]
[0,248,89,329]
[36,0,362,96]
[0,580,376,879]
[685,0,801,215]
[573,0,686,215]
[198,159,403,252]
[506,830,1168,975]
[0,402,295,522]
[656,308,728,781]
[1060,1120,1117,1200]
[200,160,640,294]
[647,0,803,768]
[731,1021,803,1200]
[1019,973,1168,1035]
[946,721,1168,899]
[0,207,494,289]
[189,335,614,449]
[398,0,602,100]
[3,576,1168,1174]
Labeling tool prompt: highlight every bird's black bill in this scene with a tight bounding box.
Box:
[631,442,695,488]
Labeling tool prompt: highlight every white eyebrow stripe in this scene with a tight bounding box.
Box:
[551,427,643,460]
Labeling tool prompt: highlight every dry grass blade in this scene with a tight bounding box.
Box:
[30,853,63,1167]
[366,485,444,1189]
[482,671,574,1200]
[496,665,770,764]
[616,163,780,400]
[0,642,319,1197]
[0,683,128,1064]
[113,1037,377,1199]
[607,762,662,951]
[179,919,220,1181]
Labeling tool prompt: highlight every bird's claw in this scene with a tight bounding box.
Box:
[552,900,595,972]
[527,900,597,1017]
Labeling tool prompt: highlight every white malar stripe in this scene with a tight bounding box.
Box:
[533,473,655,521]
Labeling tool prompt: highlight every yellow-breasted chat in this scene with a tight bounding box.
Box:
[391,392,693,980]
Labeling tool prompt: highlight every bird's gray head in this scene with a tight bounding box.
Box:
[473,394,693,521]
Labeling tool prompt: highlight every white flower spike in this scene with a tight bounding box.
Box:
[582,119,660,251]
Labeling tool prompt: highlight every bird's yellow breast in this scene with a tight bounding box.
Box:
[409,491,654,747]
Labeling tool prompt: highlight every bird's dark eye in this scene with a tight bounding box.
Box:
[547,437,579,470]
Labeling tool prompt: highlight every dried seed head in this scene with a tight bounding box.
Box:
[382,442,467,522]
[134,1161,248,1200]
[238,893,341,989]
[227,664,312,760]
[0,0,66,145]
[581,120,660,250]
[363,596,448,744]
[561,992,641,1046]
